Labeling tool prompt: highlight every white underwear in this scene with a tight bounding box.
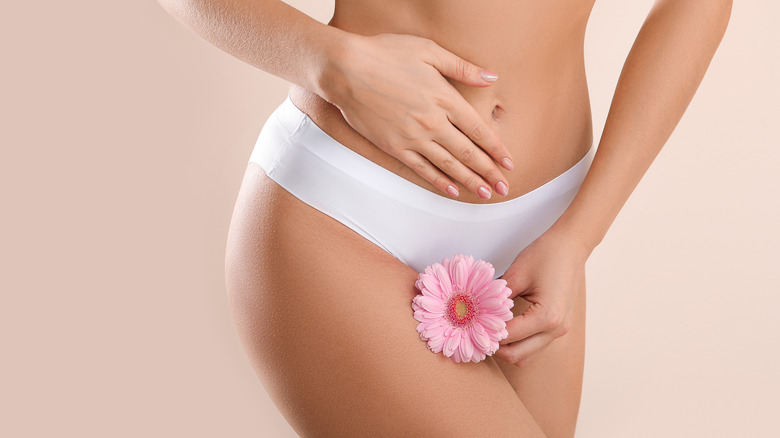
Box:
[249,96,596,278]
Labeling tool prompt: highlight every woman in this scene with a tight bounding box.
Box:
[159,0,731,436]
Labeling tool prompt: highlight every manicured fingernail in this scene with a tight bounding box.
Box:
[446,185,460,198]
[480,70,498,82]
[478,186,492,199]
[502,157,514,170]
[496,181,508,196]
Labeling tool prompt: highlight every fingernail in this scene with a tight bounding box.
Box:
[496,181,508,196]
[478,186,492,199]
[446,185,460,198]
[502,157,514,170]
[480,70,498,82]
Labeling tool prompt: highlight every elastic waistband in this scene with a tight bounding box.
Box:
[250,95,596,220]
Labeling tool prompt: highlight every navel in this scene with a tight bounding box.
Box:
[491,104,506,122]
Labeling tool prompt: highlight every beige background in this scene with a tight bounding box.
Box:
[2,0,777,436]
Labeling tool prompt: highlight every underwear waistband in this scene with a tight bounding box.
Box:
[250,95,596,221]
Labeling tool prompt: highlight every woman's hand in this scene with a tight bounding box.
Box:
[319,33,514,199]
[495,227,591,367]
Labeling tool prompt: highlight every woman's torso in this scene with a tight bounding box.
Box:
[289,0,597,204]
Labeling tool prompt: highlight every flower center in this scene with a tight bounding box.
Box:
[446,291,477,328]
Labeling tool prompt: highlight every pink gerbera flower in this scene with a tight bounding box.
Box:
[412,254,514,363]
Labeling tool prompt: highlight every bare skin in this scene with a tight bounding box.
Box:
[226,164,583,437]
[161,0,732,435]
[294,0,595,204]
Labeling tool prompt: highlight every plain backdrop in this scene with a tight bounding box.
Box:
[2,1,778,437]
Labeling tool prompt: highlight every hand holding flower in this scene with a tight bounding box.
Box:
[496,227,590,367]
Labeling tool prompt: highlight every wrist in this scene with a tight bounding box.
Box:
[310,27,362,107]
[547,219,600,262]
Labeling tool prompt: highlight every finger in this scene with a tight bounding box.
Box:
[495,332,552,367]
[423,39,499,87]
[500,301,549,344]
[444,96,515,172]
[500,266,533,299]
[432,125,510,198]
[397,149,461,198]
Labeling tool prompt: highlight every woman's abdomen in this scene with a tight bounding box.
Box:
[290,0,596,204]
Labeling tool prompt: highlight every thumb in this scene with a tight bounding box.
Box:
[427,44,498,86]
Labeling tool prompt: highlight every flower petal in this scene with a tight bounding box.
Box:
[416,319,436,335]
[415,295,445,313]
[420,273,447,300]
[443,327,461,357]
[427,333,446,353]
[466,259,495,295]
[487,327,509,342]
[473,278,507,300]
[451,348,462,363]
[496,308,514,321]
[422,319,448,340]
[414,309,442,323]
[441,257,451,271]
[469,323,492,353]
[449,255,469,290]
[500,298,515,312]
[477,297,507,312]
[460,329,475,361]
[478,313,507,332]
[432,263,453,297]
[416,323,429,340]
[462,254,475,273]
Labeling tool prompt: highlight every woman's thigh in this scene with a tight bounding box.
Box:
[225,164,546,437]
[495,276,587,438]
